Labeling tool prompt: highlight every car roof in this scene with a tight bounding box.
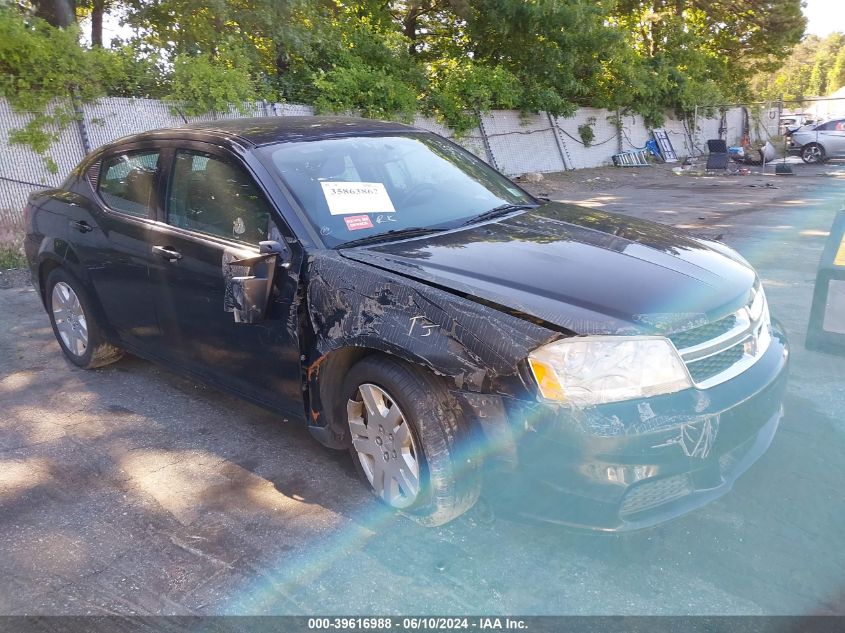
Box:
[97,116,422,156]
[184,116,417,146]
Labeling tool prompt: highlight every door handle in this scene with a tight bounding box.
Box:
[71,220,93,233]
[151,245,182,261]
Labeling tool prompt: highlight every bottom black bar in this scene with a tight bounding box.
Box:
[0,617,843,633]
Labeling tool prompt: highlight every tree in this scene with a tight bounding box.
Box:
[752,32,845,100]
[0,0,818,145]
[32,0,76,27]
[829,45,845,94]
[613,0,805,114]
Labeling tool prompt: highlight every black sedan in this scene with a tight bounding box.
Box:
[24,117,789,530]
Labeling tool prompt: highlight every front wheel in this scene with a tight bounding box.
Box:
[342,355,481,526]
[801,143,826,164]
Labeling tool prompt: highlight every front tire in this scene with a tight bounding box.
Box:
[801,143,825,164]
[46,268,123,369]
[342,355,481,526]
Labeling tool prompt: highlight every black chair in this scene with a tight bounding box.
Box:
[706,139,729,170]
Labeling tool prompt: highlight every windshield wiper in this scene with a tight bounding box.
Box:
[338,226,448,248]
[459,203,538,227]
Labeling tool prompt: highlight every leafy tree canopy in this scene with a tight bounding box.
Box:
[2,0,808,139]
[752,32,845,102]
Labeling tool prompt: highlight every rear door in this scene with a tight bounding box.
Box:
[147,143,304,415]
[69,146,162,349]
[816,119,845,157]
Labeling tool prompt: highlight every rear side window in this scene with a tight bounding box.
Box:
[98,151,160,217]
[167,150,271,244]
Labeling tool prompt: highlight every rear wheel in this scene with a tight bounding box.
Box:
[46,268,123,369]
[801,143,826,164]
[342,355,481,526]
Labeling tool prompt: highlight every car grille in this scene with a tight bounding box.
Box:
[669,287,771,389]
[685,344,745,383]
[619,473,693,516]
[669,314,737,350]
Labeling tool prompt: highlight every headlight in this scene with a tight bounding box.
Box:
[527,336,692,406]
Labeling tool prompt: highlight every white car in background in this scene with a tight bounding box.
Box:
[779,113,816,135]
[789,117,845,163]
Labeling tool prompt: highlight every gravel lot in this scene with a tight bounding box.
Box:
[1,160,844,615]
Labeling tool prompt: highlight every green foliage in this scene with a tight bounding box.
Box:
[612,0,805,112]
[578,118,596,147]
[424,61,521,133]
[0,245,24,269]
[90,43,168,99]
[830,47,845,94]
[8,112,73,173]
[0,244,26,269]
[753,33,845,100]
[309,8,422,121]
[166,48,260,116]
[0,7,112,165]
[0,217,25,269]
[0,7,142,164]
[0,0,816,158]
[313,65,418,122]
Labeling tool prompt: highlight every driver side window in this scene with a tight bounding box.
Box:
[167,150,271,244]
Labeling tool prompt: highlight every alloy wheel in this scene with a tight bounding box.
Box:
[51,282,89,357]
[803,145,823,163]
[347,383,421,508]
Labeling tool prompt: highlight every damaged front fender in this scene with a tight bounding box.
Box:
[303,251,559,446]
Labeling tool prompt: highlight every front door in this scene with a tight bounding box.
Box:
[148,146,304,416]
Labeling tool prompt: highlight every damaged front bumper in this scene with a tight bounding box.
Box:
[471,321,789,532]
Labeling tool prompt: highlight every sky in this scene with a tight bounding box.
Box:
[803,0,845,37]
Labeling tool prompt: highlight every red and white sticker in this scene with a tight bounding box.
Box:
[343,214,374,231]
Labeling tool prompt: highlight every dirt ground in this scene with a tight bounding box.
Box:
[1,159,844,616]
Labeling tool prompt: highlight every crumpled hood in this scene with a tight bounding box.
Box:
[339,203,756,335]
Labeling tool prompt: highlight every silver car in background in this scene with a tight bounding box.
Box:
[789,118,845,163]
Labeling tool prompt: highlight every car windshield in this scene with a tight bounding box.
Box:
[258,133,536,247]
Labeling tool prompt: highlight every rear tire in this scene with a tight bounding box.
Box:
[341,355,481,526]
[46,268,123,369]
[801,143,825,164]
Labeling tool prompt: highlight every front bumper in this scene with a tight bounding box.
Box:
[475,321,789,532]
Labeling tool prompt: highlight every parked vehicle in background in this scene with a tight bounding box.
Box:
[24,117,789,530]
[788,118,845,163]
[779,113,816,136]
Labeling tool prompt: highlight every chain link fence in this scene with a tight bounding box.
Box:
[1,96,784,226]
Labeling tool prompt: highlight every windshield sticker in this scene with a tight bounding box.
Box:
[376,214,398,224]
[321,182,396,216]
[343,214,374,231]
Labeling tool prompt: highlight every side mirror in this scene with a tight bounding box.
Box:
[231,275,271,324]
[228,241,291,324]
